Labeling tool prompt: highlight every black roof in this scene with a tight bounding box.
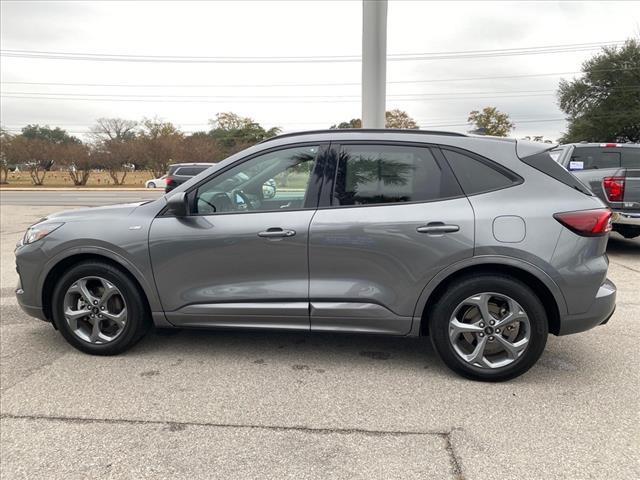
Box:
[259,129,467,144]
[169,162,216,167]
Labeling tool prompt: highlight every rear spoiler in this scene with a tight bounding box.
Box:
[516,139,558,159]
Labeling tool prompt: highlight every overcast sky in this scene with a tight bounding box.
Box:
[1,0,639,140]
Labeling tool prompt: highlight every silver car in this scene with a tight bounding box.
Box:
[14,130,616,381]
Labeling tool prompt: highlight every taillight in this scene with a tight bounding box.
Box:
[554,209,612,237]
[603,176,625,202]
[165,177,176,187]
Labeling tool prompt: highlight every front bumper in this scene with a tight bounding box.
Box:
[613,211,640,227]
[14,245,49,322]
[558,278,616,335]
[15,285,48,322]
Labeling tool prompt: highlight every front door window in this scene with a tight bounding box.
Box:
[194,145,319,214]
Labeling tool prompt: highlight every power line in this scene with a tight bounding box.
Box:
[5,84,640,101]
[0,70,591,88]
[1,93,558,103]
[0,41,625,63]
[2,88,570,99]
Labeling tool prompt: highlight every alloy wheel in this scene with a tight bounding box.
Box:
[63,276,127,344]
[448,292,531,369]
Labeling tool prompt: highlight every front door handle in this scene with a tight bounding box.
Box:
[258,228,296,238]
[416,223,460,234]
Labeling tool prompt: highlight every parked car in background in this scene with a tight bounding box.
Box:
[15,130,616,381]
[145,175,167,189]
[165,163,215,193]
[551,143,640,238]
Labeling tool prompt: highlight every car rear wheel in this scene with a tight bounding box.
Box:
[429,274,548,381]
[52,261,150,355]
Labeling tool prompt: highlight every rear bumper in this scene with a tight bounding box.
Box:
[613,211,640,227]
[557,278,616,335]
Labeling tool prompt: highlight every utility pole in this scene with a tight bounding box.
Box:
[361,0,387,128]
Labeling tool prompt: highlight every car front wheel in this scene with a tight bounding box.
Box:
[51,261,150,355]
[429,274,548,381]
[147,182,156,189]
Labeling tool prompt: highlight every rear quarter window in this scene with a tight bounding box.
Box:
[521,151,592,196]
[441,149,520,195]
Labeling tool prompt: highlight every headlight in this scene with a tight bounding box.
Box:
[21,222,64,245]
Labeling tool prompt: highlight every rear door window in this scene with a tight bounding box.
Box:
[331,144,461,206]
[442,149,520,195]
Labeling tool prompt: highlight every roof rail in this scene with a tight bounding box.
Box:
[259,128,467,144]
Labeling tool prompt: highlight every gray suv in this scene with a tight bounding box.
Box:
[14,130,616,381]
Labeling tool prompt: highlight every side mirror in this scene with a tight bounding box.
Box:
[166,192,188,217]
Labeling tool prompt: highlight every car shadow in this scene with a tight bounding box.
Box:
[132,326,454,376]
[127,327,586,384]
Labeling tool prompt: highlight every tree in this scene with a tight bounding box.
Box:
[208,112,281,155]
[0,128,11,184]
[89,118,139,184]
[18,125,81,181]
[21,124,80,146]
[330,110,418,129]
[177,134,223,164]
[331,118,362,129]
[384,109,419,129]
[558,38,640,143]
[91,140,136,185]
[467,107,514,137]
[4,136,55,185]
[55,143,93,185]
[89,118,138,142]
[136,118,184,177]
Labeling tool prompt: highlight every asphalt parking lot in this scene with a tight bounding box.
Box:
[1,200,638,480]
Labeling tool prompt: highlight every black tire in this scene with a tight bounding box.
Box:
[147,182,156,189]
[51,261,151,355]
[429,274,548,382]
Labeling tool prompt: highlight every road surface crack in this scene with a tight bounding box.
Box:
[1,412,465,478]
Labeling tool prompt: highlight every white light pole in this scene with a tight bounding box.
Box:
[361,0,387,128]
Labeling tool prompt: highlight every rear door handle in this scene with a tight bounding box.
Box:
[258,228,296,238]
[416,223,460,234]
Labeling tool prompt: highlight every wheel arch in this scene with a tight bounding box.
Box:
[41,250,159,323]
[414,257,566,337]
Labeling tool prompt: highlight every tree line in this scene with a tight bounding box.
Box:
[0,113,281,185]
